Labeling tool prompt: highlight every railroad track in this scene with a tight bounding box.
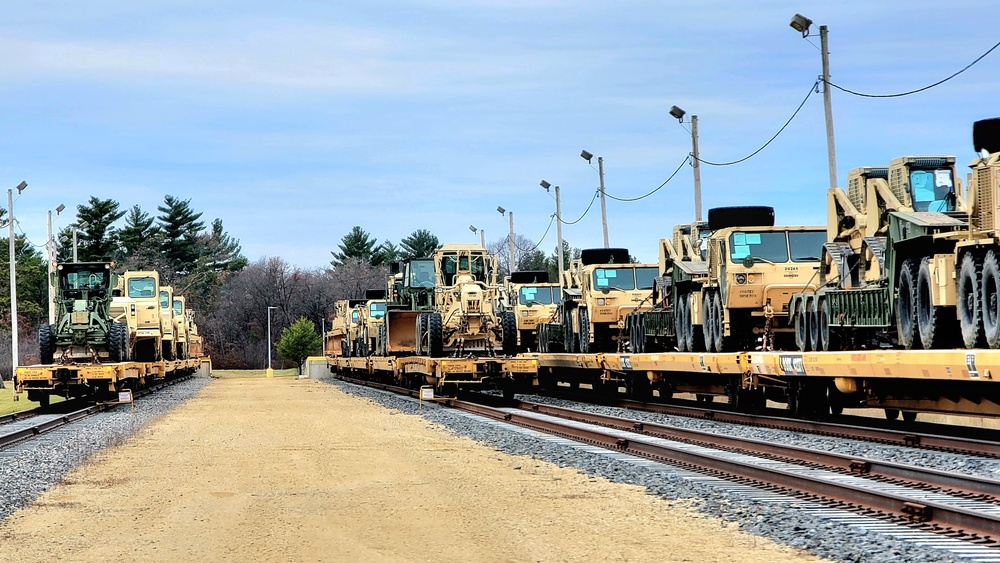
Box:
[0,375,193,450]
[338,375,1000,550]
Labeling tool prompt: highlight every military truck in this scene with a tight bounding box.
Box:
[539,248,658,353]
[326,299,365,357]
[372,258,438,356]
[504,270,561,352]
[788,153,970,351]
[159,285,176,360]
[171,295,189,359]
[409,244,516,357]
[351,289,387,356]
[38,262,129,365]
[110,271,164,361]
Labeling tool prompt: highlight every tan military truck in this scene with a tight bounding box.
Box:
[413,243,516,357]
[159,285,177,359]
[327,299,366,357]
[351,289,387,356]
[505,270,561,352]
[171,294,189,359]
[540,248,658,353]
[110,270,164,361]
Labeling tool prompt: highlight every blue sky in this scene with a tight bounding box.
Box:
[2,1,997,268]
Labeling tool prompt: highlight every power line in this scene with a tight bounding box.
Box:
[523,214,555,252]
[604,155,690,202]
[559,189,599,225]
[696,80,818,167]
[828,39,1000,98]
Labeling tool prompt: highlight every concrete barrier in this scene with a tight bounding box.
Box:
[303,356,331,379]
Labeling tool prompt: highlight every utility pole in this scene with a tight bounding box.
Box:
[8,188,19,396]
[691,115,703,222]
[819,25,838,189]
[555,186,564,276]
[47,210,55,324]
[507,211,516,272]
[597,157,609,247]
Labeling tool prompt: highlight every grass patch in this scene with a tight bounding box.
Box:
[0,386,67,416]
[212,369,300,379]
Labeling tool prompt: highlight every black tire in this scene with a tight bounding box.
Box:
[674,295,688,352]
[162,340,174,361]
[817,298,836,351]
[711,290,725,352]
[562,308,576,354]
[807,299,820,352]
[108,323,128,363]
[578,308,590,353]
[959,252,986,348]
[341,339,351,358]
[176,342,186,360]
[702,292,715,352]
[538,323,548,353]
[415,314,426,356]
[427,312,443,358]
[39,323,56,365]
[501,311,517,355]
[896,258,920,349]
[795,301,810,351]
[633,313,646,354]
[982,250,1000,348]
[916,256,953,349]
[377,322,388,356]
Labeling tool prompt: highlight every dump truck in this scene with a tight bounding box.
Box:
[539,248,658,353]
[504,270,561,352]
[788,152,971,351]
[38,262,129,366]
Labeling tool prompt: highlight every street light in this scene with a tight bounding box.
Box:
[790,13,837,190]
[71,221,90,263]
[580,150,610,247]
[266,306,278,377]
[497,206,515,273]
[8,181,26,398]
[670,105,703,222]
[47,204,65,325]
[540,180,564,276]
[469,224,486,248]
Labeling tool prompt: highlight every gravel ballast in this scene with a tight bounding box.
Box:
[0,377,210,521]
[328,379,993,563]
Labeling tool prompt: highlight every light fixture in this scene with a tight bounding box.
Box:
[540,180,551,190]
[580,150,593,163]
[55,203,65,214]
[669,106,686,122]
[789,13,812,36]
[15,181,27,194]
[469,225,477,233]
[497,206,506,215]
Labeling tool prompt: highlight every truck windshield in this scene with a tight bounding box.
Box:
[635,267,658,290]
[593,268,637,290]
[910,169,955,212]
[369,302,386,318]
[65,270,106,290]
[128,277,157,298]
[519,286,560,305]
[729,232,789,263]
[409,260,435,288]
[173,300,184,315]
[160,291,170,308]
[788,231,826,262]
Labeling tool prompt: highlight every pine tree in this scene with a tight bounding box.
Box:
[74,197,126,262]
[399,229,440,260]
[157,195,205,274]
[276,317,322,374]
[116,205,160,263]
[330,226,378,267]
[372,240,398,266]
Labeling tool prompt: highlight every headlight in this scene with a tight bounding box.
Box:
[735,274,747,284]
[521,310,529,316]
[597,298,606,306]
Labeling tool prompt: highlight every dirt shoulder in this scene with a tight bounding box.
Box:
[0,378,823,562]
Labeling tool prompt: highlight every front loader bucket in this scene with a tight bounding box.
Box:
[386,310,419,353]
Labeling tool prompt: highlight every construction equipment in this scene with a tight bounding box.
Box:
[540,248,657,353]
[788,152,971,350]
[411,244,516,357]
[504,270,561,352]
[38,262,129,365]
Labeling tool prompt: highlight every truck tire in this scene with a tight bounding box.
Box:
[538,324,548,353]
[711,290,725,352]
[917,256,953,349]
[674,295,688,352]
[428,312,443,358]
[415,314,426,356]
[162,340,174,361]
[958,252,985,348]
[501,311,517,356]
[702,292,715,352]
[563,308,576,354]
[795,301,809,351]
[807,298,820,353]
[980,251,1000,348]
[896,258,920,349]
[578,308,590,353]
[39,324,56,365]
[108,323,128,363]
[817,297,836,351]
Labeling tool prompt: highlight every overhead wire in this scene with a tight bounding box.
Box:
[695,79,818,166]
[604,155,691,202]
[558,189,599,225]
[827,39,1000,98]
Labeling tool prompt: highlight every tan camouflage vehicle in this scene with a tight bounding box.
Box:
[504,270,560,352]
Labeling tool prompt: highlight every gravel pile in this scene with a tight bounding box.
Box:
[329,380,981,563]
[0,377,210,521]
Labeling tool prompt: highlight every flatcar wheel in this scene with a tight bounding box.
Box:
[958,252,986,348]
[896,258,920,349]
[982,250,1000,348]
[917,256,954,349]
